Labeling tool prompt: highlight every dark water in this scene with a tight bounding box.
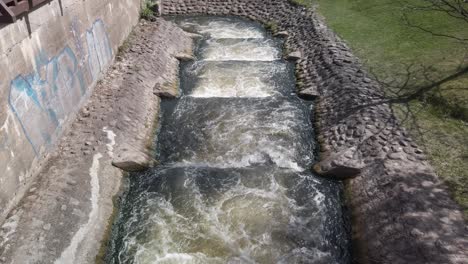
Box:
[107,16,350,264]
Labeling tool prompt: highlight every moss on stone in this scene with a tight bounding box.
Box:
[289,0,313,8]
[264,21,279,33]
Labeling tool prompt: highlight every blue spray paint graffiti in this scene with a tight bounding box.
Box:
[8,19,112,155]
[87,19,113,81]
[9,46,86,154]
[71,18,86,63]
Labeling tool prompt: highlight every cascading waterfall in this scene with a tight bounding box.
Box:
[107,16,350,264]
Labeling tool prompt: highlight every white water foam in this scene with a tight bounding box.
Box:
[180,20,265,39]
[191,75,272,98]
[201,39,280,62]
[188,62,288,98]
[163,99,313,171]
[116,167,339,264]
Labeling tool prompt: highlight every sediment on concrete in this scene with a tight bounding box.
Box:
[161,1,468,263]
[0,19,193,264]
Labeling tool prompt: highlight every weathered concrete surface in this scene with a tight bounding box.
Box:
[0,0,141,223]
[160,1,468,263]
[0,19,193,264]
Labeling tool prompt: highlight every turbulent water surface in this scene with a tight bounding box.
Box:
[107,16,350,264]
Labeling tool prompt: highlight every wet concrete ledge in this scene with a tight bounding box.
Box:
[160,0,468,263]
[0,19,193,264]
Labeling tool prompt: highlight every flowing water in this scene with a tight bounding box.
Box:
[107,17,350,264]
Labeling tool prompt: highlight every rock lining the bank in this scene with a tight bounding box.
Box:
[0,19,193,264]
[161,0,468,263]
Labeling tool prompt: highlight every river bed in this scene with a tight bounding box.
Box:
[106,16,350,264]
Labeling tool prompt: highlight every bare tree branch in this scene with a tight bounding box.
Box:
[402,13,468,41]
[401,0,468,41]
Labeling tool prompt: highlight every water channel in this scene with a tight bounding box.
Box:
[107,16,350,264]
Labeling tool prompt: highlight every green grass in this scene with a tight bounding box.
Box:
[141,0,158,20]
[313,0,468,119]
[293,0,468,217]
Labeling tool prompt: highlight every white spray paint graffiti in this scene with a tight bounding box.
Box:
[54,153,102,264]
[0,214,20,249]
[87,19,113,81]
[0,111,22,145]
[0,111,32,191]
[0,112,23,172]
[103,127,116,158]
[54,126,116,263]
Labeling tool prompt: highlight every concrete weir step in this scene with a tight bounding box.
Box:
[0,19,194,264]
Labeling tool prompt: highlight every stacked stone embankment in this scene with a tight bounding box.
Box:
[0,19,194,264]
[161,0,468,263]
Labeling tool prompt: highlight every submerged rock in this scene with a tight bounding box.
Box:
[298,86,319,100]
[286,51,302,61]
[154,81,179,98]
[186,32,204,39]
[274,31,289,38]
[313,147,365,180]
[112,149,153,172]
[175,53,195,62]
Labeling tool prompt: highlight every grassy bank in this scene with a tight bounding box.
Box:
[297,0,468,217]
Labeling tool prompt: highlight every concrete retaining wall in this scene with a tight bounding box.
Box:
[0,0,141,221]
[160,0,468,263]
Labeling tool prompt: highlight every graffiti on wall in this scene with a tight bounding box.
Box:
[0,111,25,175]
[87,19,113,81]
[7,19,112,155]
[9,47,86,154]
